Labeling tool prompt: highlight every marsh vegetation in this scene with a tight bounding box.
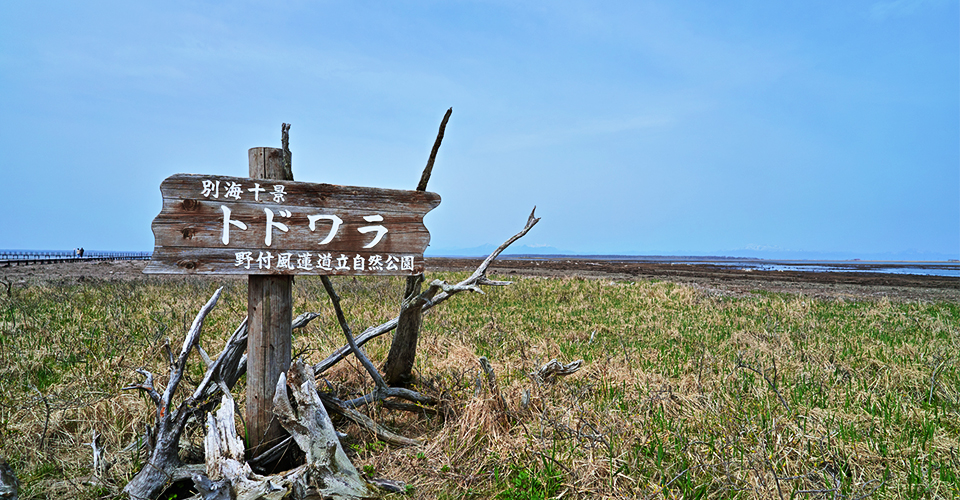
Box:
[0,272,958,498]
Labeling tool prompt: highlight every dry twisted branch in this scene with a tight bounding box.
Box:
[313,207,541,375]
[123,291,322,499]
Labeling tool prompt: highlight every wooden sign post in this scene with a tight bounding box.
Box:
[247,147,292,456]
[145,146,440,456]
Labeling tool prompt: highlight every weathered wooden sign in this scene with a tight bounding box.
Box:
[144,173,440,275]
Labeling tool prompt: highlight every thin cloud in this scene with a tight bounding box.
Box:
[870,0,942,20]
[478,114,675,153]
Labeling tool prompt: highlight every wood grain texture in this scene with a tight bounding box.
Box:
[246,147,293,460]
[144,173,440,275]
[247,274,292,456]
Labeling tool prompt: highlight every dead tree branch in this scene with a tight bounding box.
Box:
[319,393,423,447]
[124,287,224,500]
[417,107,452,192]
[320,275,436,409]
[321,276,388,388]
[314,207,541,375]
[195,312,318,407]
[384,107,452,385]
[532,359,583,384]
[281,123,293,181]
[734,353,791,413]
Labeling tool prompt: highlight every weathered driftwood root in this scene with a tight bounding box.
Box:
[193,361,374,500]
[123,289,323,500]
[0,458,18,500]
[533,359,583,383]
[272,360,375,498]
[123,288,225,500]
[197,360,376,500]
[201,394,263,498]
[130,348,377,499]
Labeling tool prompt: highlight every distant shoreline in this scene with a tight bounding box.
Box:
[430,253,960,264]
[1,258,957,303]
[2,249,957,276]
[3,249,956,264]
[428,254,960,277]
[426,257,960,302]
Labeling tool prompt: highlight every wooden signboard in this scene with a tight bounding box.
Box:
[144,173,441,276]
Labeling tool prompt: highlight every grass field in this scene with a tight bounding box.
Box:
[0,273,958,498]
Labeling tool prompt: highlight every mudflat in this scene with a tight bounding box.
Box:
[427,257,960,302]
[2,256,958,302]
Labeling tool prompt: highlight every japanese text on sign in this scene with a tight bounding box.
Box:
[146,173,440,276]
[203,179,389,249]
[233,251,414,272]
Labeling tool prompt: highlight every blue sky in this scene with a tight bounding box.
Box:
[1,1,957,259]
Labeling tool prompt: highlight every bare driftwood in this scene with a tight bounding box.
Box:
[533,359,583,383]
[124,288,372,499]
[384,107,453,386]
[272,360,373,497]
[197,361,375,500]
[123,288,225,500]
[0,458,18,500]
[320,276,436,410]
[123,290,323,500]
[383,273,425,386]
[314,206,541,376]
[319,392,423,447]
[307,206,539,442]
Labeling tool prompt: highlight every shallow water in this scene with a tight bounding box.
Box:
[684,261,960,278]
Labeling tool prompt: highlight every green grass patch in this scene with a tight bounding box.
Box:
[0,273,957,498]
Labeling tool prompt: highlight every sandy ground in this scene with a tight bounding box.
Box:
[1,257,958,302]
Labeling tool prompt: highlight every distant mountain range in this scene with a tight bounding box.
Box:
[425,245,959,262]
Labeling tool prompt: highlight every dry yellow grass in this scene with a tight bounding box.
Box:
[0,273,957,498]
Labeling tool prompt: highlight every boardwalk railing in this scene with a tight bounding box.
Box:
[0,250,152,266]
